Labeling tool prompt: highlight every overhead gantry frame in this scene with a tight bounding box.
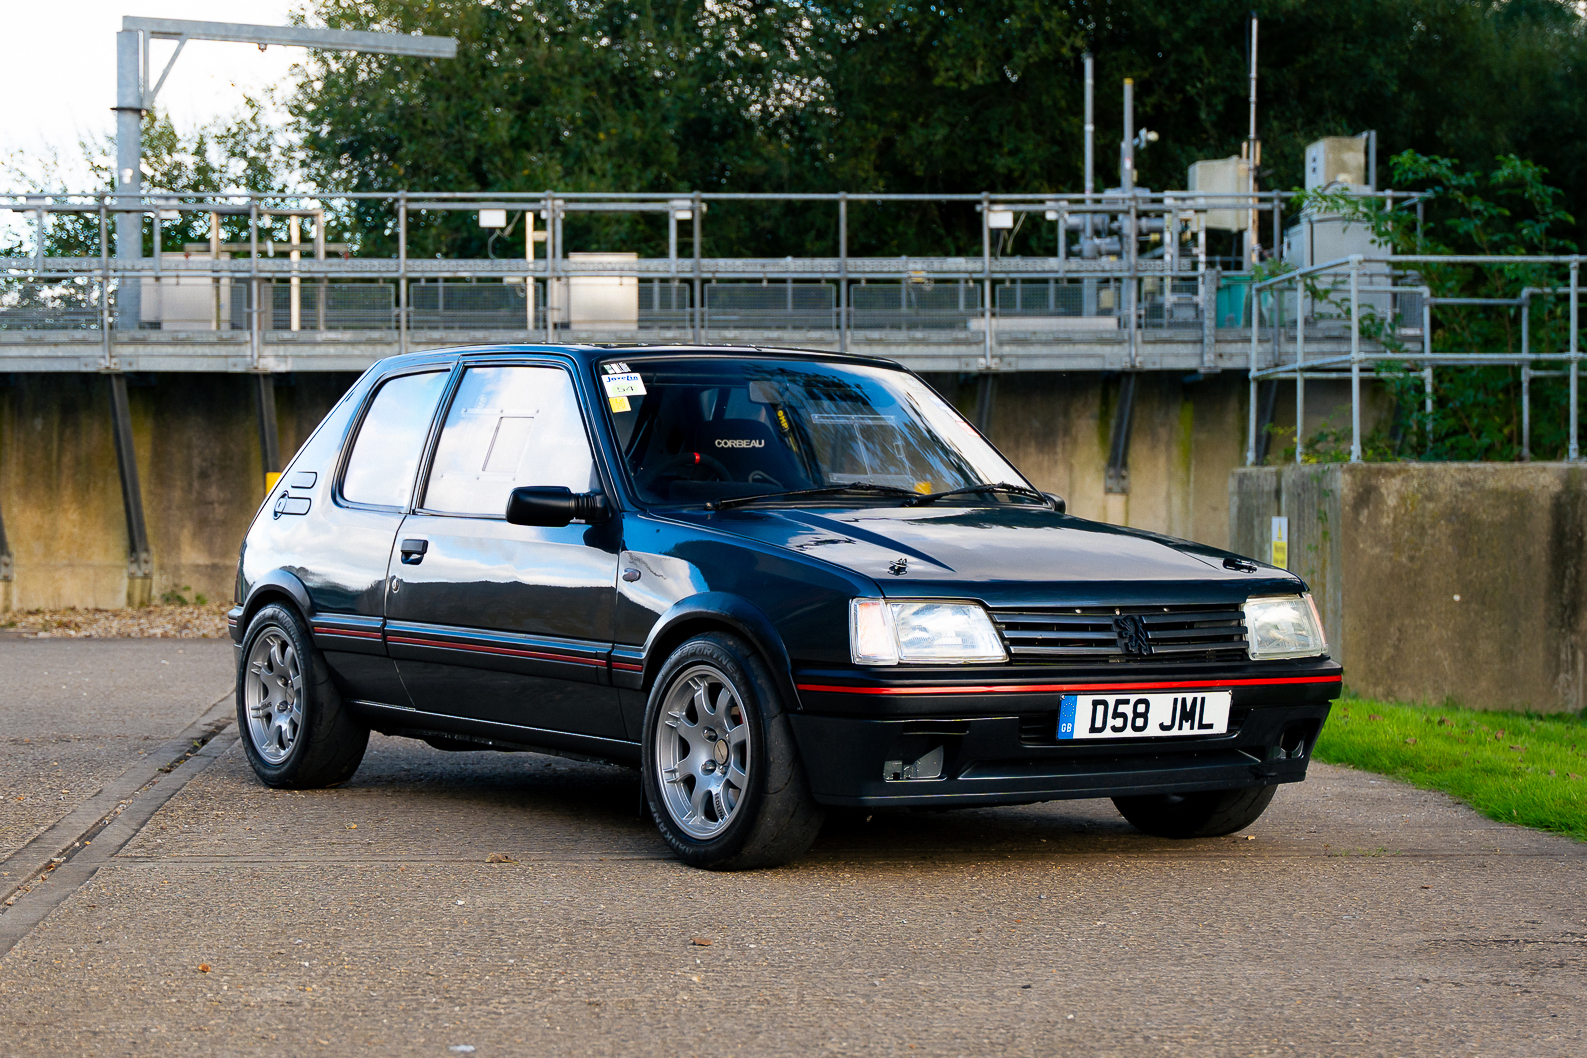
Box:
[107,17,456,603]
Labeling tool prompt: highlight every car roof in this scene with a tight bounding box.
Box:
[370,343,903,375]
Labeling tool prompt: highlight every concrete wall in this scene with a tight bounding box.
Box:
[931,371,1251,547]
[0,373,356,611]
[1231,463,1587,713]
[0,366,1362,614]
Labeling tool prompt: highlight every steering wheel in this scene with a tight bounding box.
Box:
[640,451,733,488]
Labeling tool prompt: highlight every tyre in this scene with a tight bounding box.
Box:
[236,603,369,788]
[1112,785,1277,839]
[641,632,824,870]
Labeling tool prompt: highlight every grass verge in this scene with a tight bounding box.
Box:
[1314,699,1587,841]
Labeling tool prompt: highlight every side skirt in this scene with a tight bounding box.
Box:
[348,699,641,767]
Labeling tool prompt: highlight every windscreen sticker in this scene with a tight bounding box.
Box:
[602,371,646,399]
[609,395,631,413]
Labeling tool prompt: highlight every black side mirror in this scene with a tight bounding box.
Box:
[1043,492,1067,514]
[505,487,610,527]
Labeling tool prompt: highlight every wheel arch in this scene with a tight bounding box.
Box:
[241,569,316,634]
[640,593,802,711]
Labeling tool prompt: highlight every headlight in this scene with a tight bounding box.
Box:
[850,599,1008,665]
[1242,593,1327,660]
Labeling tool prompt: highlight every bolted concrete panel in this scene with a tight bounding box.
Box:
[0,376,131,610]
[930,371,1250,548]
[1232,463,1587,713]
[0,373,360,612]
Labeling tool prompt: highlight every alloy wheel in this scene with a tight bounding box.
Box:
[655,663,752,840]
[245,629,304,765]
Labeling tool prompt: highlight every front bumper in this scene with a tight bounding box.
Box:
[788,662,1340,807]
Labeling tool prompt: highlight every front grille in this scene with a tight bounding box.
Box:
[991,604,1248,664]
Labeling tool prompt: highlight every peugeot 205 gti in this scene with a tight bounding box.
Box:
[230,345,1341,869]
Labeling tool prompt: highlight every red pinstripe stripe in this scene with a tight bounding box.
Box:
[611,661,644,672]
[387,635,605,667]
[313,627,383,640]
[794,675,1341,696]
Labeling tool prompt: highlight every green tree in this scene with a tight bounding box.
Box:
[1301,150,1577,461]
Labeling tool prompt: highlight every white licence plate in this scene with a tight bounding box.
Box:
[1058,691,1232,740]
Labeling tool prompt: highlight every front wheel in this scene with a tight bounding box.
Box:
[641,632,824,870]
[1112,785,1277,839]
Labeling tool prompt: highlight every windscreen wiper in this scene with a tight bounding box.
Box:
[707,482,920,511]
[905,481,1050,507]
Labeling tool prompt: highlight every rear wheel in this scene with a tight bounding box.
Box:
[641,632,824,870]
[1112,785,1277,838]
[237,603,368,788]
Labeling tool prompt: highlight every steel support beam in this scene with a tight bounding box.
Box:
[973,373,997,435]
[114,30,142,331]
[254,375,282,490]
[1253,379,1280,464]
[0,485,14,594]
[108,374,152,606]
[1105,372,1138,494]
[122,17,458,58]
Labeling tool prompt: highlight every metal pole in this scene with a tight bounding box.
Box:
[99,199,112,369]
[542,195,554,343]
[1423,286,1433,454]
[114,29,143,331]
[524,209,535,336]
[981,192,993,368]
[397,191,408,355]
[151,204,161,326]
[289,214,301,332]
[1349,255,1362,463]
[1083,53,1094,200]
[1127,195,1138,368]
[209,212,221,331]
[249,198,260,367]
[1246,15,1260,266]
[668,204,678,326]
[1521,292,1531,461]
[839,192,849,353]
[1271,194,1282,268]
[692,191,703,344]
[1571,259,1580,461]
[1121,79,1134,192]
[316,208,325,331]
[32,198,44,276]
[1246,279,1259,465]
[1295,277,1306,463]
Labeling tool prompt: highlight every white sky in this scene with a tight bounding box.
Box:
[0,1,307,189]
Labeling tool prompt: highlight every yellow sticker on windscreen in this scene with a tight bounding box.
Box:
[602,371,646,399]
[609,395,631,413]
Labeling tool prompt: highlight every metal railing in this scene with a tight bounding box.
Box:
[1,187,1349,373]
[1248,254,1583,463]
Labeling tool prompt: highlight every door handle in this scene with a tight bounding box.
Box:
[399,538,429,565]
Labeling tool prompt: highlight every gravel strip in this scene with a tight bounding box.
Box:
[0,605,231,639]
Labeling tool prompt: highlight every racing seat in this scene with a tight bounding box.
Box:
[691,418,811,490]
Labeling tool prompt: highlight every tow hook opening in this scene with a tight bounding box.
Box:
[1276,720,1321,760]
[884,744,945,782]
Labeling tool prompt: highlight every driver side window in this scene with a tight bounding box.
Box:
[422,365,597,517]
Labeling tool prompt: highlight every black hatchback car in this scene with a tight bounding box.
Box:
[230,344,1340,869]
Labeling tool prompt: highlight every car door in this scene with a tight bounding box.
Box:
[384,359,625,741]
[307,366,450,706]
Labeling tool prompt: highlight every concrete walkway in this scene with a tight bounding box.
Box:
[1,641,1583,1056]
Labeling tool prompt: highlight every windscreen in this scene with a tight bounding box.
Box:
[598,356,1034,506]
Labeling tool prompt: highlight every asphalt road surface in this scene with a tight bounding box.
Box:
[1,639,1583,1057]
